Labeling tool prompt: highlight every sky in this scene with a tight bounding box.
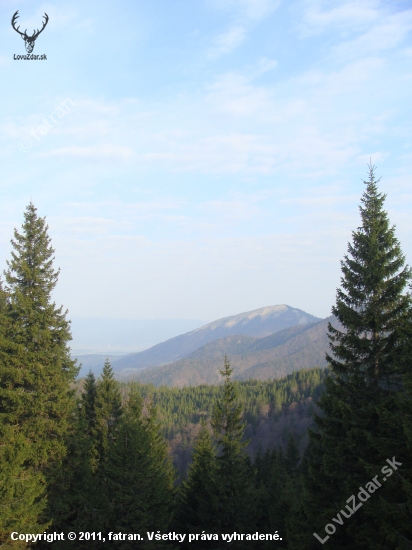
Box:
[1,0,411,324]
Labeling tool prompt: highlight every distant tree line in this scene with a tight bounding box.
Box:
[1,165,411,549]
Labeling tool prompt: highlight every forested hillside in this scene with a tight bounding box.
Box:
[126,367,328,475]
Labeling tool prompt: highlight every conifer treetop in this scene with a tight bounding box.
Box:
[2,202,74,357]
[327,164,412,387]
[4,202,59,302]
[212,355,247,452]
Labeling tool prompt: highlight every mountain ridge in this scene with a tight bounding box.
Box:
[118,316,339,386]
[112,305,322,374]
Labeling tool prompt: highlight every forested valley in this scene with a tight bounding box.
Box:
[109,367,327,477]
[1,166,412,549]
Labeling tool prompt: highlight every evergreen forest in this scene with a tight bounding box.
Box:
[1,166,412,549]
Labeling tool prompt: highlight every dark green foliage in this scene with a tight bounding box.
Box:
[0,424,48,548]
[359,321,412,549]
[99,385,175,549]
[175,419,219,547]
[212,357,248,452]
[115,367,327,480]
[81,369,99,472]
[1,202,78,463]
[82,369,97,434]
[38,406,96,550]
[1,279,47,548]
[327,166,411,389]
[0,282,7,314]
[137,367,328,440]
[300,166,412,549]
[285,435,300,476]
[210,357,257,537]
[173,358,259,548]
[53,361,124,544]
[95,358,122,463]
[0,203,78,545]
[254,445,301,549]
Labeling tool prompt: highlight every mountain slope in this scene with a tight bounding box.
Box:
[121,316,338,386]
[112,305,321,373]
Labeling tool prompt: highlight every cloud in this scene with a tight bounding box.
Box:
[280,192,359,207]
[198,197,262,222]
[205,72,274,117]
[209,25,247,57]
[332,10,412,60]
[207,0,280,57]
[136,58,391,177]
[58,198,188,222]
[255,57,278,75]
[298,1,412,61]
[3,18,410,180]
[0,55,10,67]
[208,0,280,21]
[238,0,280,21]
[49,216,132,236]
[35,145,133,160]
[2,50,406,180]
[300,0,381,35]
[141,133,279,174]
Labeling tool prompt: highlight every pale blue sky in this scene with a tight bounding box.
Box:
[1,0,411,322]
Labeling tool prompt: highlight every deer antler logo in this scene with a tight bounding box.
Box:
[11,11,49,54]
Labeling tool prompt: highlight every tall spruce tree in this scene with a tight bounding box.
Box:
[211,356,256,539]
[0,203,78,545]
[299,166,412,549]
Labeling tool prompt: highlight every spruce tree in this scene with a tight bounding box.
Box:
[0,426,47,548]
[81,369,99,472]
[94,358,122,464]
[100,385,175,549]
[38,404,97,550]
[82,369,97,434]
[300,166,412,549]
[175,418,219,547]
[0,203,78,544]
[1,278,46,548]
[211,356,256,538]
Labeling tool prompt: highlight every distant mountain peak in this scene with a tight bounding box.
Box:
[199,305,291,331]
